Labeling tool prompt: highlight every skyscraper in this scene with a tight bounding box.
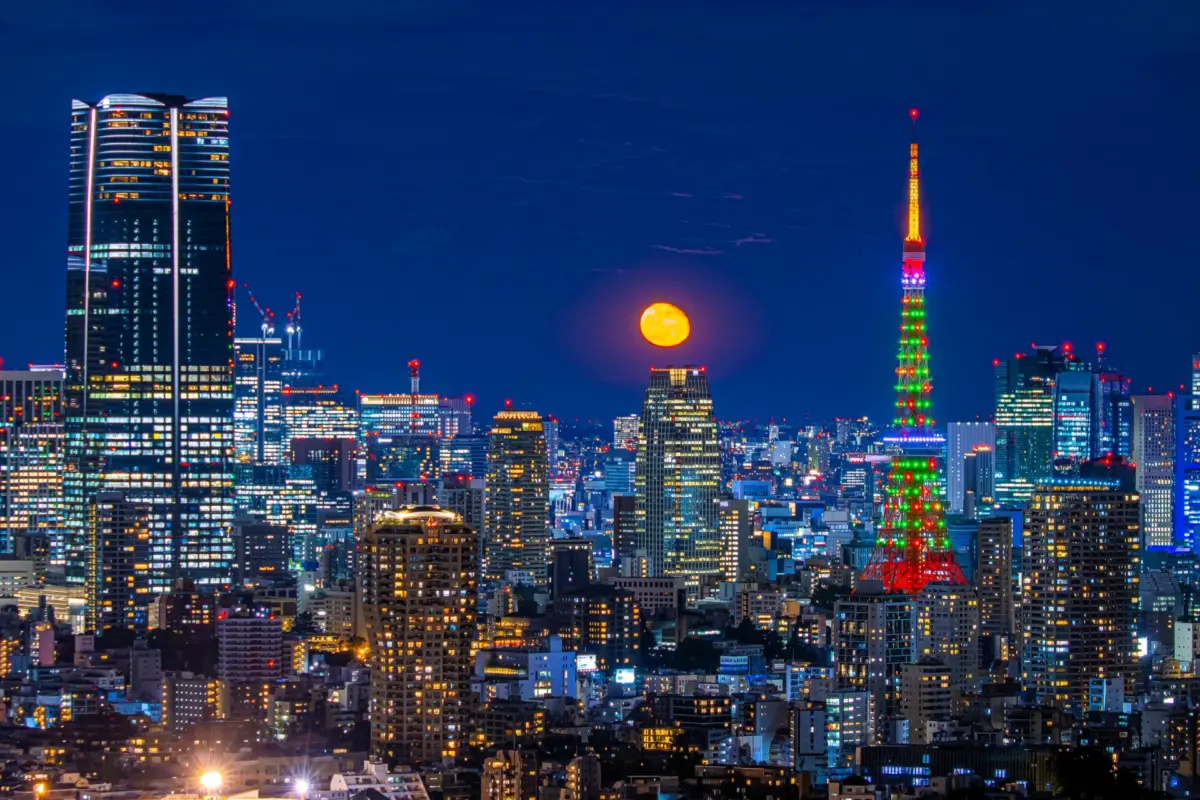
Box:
[993,346,1067,508]
[717,497,754,582]
[233,336,284,467]
[1132,394,1174,550]
[975,515,1015,643]
[0,368,66,562]
[633,367,721,590]
[64,94,234,596]
[1052,370,1101,468]
[484,410,549,585]
[613,414,639,451]
[1021,468,1139,711]
[859,111,966,594]
[362,507,478,765]
[1175,394,1200,553]
[945,422,994,515]
[833,584,914,721]
[87,493,153,631]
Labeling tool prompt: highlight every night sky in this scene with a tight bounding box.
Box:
[2,2,1198,425]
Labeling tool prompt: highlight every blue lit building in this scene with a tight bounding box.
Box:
[1051,370,1100,469]
[1175,394,1200,553]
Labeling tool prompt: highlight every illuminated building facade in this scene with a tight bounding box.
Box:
[233,336,284,466]
[975,515,1015,642]
[1175,394,1200,553]
[554,584,640,672]
[64,94,234,595]
[717,497,754,582]
[945,422,994,515]
[1132,394,1174,550]
[833,586,913,720]
[283,386,359,445]
[87,493,153,631]
[993,346,1067,508]
[1021,472,1139,711]
[859,111,966,594]
[1052,370,1100,468]
[1098,368,1132,459]
[362,507,478,765]
[0,368,65,561]
[484,410,549,585]
[440,433,488,478]
[913,583,979,705]
[613,414,639,451]
[634,366,721,588]
[367,434,440,482]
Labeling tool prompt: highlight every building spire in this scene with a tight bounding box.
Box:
[905,108,924,249]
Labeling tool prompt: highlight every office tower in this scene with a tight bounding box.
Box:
[283,386,359,444]
[1021,468,1139,711]
[368,434,440,482]
[794,691,874,782]
[549,539,593,600]
[603,449,636,496]
[613,414,639,451]
[87,493,152,631]
[913,583,979,704]
[484,410,549,585]
[1051,370,1101,468]
[612,494,637,571]
[291,437,356,494]
[0,368,65,562]
[975,516,1015,643]
[898,658,952,744]
[993,346,1067,507]
[633,366,721,588]
[1132,394,1174,550]
[544,416,560,463]
[358,365,473,440]
[946,422,994,515]
[1176,395,1200,553]
[362,507,477,764]
[833,584,914,720]
[717,497,753,582]
[440,433,488,478]
[64,94,234,592]
[860,112,966,593]
[962,445,995,519]
[233,336,284,467]
[1098,368,1133,459]
[231,521,289,586]
[438,473,485,535]
[554,584,639,671]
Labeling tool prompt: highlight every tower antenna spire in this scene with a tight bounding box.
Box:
[858,109,966,595]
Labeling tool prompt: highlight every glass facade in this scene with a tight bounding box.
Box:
[633,367,721,588]
[1132,395,1174,550]
[64,94,234,600]
[484,410,550,584]
[1051,370,1099,467]
[233,336,284,466]
[0,369,66,560]
[1175,396,1200,553]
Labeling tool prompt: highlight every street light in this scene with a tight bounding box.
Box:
[200,772,222,798]
[33,783,46,800]
[294,779,310,800]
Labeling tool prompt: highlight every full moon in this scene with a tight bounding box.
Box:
[640,302,691,347]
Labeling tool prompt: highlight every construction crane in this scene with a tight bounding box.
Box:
[286,292,303,353]
[241,283,275,338]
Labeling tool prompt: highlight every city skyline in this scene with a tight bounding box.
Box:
[2,3,1198,422]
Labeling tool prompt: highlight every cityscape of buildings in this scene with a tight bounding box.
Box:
[0,93,1190,800]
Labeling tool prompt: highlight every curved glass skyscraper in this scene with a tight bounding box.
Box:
[64,94,234,620]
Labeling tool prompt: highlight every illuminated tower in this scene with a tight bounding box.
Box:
[859,110,966,594]
[64,94,234,596]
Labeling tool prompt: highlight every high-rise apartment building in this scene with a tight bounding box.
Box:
[613,414,639,451]
[1132,394,1174,550]
[87,493,153,631]
[717,497,753,582]
[233,336,284,467]
[833,584,914,721]
[0,368,66,562]
[437,473,485,536]
[484,410,549,585]
[913,583,979,705]
[64,94,234,594]
[634,367,721,589]
[1021,470,1139,711]
[945,422,994,515]
[898,658,952,744]
[975,515,1015,643]
[362,507,478,765]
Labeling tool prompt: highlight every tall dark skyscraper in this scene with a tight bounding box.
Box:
[633,366,720,591]
[64,94,234,600]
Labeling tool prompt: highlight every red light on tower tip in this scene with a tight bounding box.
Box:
[909,108,919,120]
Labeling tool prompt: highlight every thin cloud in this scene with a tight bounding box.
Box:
[650,245,724,256]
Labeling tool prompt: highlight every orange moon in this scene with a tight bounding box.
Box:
[640,302,691,347]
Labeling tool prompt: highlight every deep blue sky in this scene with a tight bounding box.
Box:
[2,1,1198,424]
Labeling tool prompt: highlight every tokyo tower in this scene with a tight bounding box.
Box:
[859,110,967,594]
